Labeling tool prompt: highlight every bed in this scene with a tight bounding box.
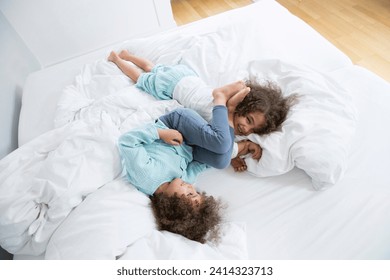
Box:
[1,0,390,260]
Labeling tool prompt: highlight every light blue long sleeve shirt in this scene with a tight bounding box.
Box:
[118,119,207,196]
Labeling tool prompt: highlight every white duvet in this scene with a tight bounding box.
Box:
[0,57,248,259]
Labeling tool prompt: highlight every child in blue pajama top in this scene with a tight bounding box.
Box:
[118,116,207,196]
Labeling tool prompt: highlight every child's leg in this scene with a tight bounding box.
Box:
[192,142,233,169]
[108,51,142,82]
[159,107,233,169]
[118,50,154,72]
[173,79,248,124]
[161,107,232,153]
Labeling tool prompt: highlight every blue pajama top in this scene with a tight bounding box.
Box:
[118,119,207,196]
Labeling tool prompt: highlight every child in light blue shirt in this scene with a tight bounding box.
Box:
[118,116,207,196]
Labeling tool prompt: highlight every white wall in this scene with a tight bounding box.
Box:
[1,0,175,67]
[0,11,40,160]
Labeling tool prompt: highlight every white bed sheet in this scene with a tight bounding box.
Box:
[3,0,390,260]
[200,65,390,259]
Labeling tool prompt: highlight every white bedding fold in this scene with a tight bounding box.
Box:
[1,56,248,258]
[0,113,122,255]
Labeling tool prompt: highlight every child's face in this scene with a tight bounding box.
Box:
[164,178,203,206]
[233,111,266,136]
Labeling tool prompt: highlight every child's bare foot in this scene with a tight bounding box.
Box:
[119,49,132,60]
[231,157,247,172]
[227,86,250,114]
[108,51,119,63]
[117,50,154,72]
[212,80,246,106]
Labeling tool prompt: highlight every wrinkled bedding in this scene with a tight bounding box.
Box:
[0,57,248,259]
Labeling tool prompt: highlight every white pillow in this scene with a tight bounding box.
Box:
[45,178,248,260]
[45,179,155,259]
[241,59,358,190]
[120,222,248,260]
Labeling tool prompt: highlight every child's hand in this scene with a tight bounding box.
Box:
[231,157,247,172]
[236,140,249,157]
[236,140,262,160]
[247,141,262,160]
[158,129,183,145]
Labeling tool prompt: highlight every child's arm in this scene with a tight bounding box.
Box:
[247,141,262,160]
[236,140,262,160]
[231,140,262,172]
[118,123,179,196]
[157,128,183,145]
[118,123,159,167]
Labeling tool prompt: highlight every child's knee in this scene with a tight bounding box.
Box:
[211,154,231,169]
[175,107,196,116]
[144,63,154,72]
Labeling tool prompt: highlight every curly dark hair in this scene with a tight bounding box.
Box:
[150,192,223,244]
[234,80,298,135]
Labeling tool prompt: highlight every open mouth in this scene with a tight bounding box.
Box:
[237,125,244,135]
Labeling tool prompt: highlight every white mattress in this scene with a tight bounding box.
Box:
[3,0,390,260]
